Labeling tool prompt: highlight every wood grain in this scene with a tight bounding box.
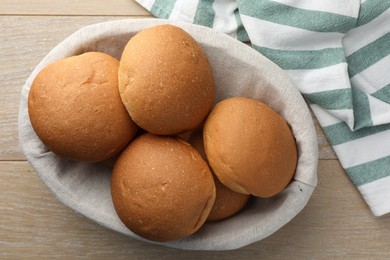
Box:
[1,161,389,259]
[1,1,387,258]
[0,15,336,161]
[0,0,151,16]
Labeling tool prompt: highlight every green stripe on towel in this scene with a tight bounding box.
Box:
[234,8,250,42]
[372,84,390,104]
[323,122,390,146]
[151,0,177,19]
[356,1,390,27]
[237,0,356,33]
[351,86,373,129]
[253,45,346,70]
[347,156,390,186]
[304,89,353,110]
[193,0,215,27]
[347,33,390,77]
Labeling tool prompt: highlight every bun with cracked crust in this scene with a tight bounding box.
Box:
[28,52,137,162]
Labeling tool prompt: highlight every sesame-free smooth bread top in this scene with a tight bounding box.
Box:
[118,24,214,135]
[204,97,298,198]
[28,52,138,162]
[187,129,250,221]
[111,133,216,242]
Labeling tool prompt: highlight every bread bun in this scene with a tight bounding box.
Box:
[118,24,214,135]
[187,130,250,221]
[99,155,119,169]
[111,133,216,242]
[207,175,250,221]
[28,52,137,162]
[203,97,297,198]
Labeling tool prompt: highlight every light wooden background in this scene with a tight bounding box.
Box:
[1,1,390,259]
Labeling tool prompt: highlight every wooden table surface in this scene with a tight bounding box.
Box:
[1,1,390,259]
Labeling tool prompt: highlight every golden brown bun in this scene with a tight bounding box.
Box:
[118,24,214,135]
[99,154,119,169]
[187,130,250,221]
[203,97,297,198]
[111,133,216,242]
[208,175,250,221]
[28,52,138,162]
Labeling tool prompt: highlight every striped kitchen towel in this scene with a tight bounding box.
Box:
[135,0,390,217]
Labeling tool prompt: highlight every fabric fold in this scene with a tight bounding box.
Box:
[135,0,390,216]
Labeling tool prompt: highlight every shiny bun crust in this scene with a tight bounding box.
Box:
[111,133,216,242]
[118,24,214,135]
[28,52,138,162]
[204,97,297,198]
